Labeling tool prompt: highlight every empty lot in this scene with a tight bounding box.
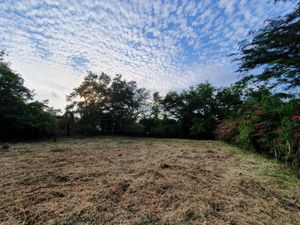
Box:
[0,137,299,225]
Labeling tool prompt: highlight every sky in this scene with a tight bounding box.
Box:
[0,0,297,110]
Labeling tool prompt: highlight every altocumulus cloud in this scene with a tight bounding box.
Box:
[0,0,296,109]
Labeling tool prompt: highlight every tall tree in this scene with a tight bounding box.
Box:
[0,51,57,139]
[233,3,300,90]
[161,91,184,119]
[109,74,148,132]
[67,72,148,134]
[151,92,162,119]
[161,82,219,138]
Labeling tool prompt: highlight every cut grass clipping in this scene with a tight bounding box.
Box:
[0,137,299,224]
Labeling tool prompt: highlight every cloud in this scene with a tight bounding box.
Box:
[0,0,296,109]
[68,55,89,72]
[51,92,59,98]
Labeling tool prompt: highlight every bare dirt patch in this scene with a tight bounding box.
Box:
[0,137,299,224]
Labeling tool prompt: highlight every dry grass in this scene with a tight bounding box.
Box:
[0,137,299,225]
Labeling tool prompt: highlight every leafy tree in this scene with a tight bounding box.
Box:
[67,72,111,134]
[67,72,148,134]
[0,51,57,139]
[151,92,162,119]
[109,74,149,132]
[161,91,184,119]
[233,3,300,90]
[160,82,219,138]
[182,83,218,138]
[23,101,58,137]
[215,85,243,119]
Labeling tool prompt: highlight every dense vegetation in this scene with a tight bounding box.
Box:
[0,51,57,140]
[0,3,299,167]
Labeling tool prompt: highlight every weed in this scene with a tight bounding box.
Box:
[16,176,32,185]
[54,175,69,183]
[66,209,98,225]
[50,147,71,153]
[183,209,200,223]
[137,213,160,225]
[261,164,300,188]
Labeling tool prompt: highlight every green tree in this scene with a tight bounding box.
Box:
[0,51,57,139]
[183,83,218,138]
[67,72,111,134]
[233,3,300,90]
[109,74,149,132]
[151,92,162,119]
[67,72,148,134]
[161,91,184,119]
[161,82,219,138]
[215,84,243,119]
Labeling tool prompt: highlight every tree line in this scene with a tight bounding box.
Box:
[0,2,299,166]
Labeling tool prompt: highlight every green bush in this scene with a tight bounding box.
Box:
[276,117,300,166]
[218,92,300,168]
[149,123,182,138]
[237,122,255,150]
[124,123,145,136]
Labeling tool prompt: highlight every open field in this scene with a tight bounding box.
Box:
[0,137,299,225]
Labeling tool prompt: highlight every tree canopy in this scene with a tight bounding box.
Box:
[0,52,57,139]
[233,3,300,90]
[67,72,148,134]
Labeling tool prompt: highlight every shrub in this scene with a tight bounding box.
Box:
[149,123,183,138]
[218,93,300,168]
[276,117,300,166]
[237,122,255,150]
[124,123,145,136]
[214,119,238,142]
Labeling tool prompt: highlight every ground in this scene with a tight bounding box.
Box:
[0,137,299,225]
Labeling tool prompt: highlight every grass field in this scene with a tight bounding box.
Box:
[0,137,299,225]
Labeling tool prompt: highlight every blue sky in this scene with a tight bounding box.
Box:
[0,0,297,109]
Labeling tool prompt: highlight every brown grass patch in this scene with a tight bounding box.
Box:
[0,137,299,224]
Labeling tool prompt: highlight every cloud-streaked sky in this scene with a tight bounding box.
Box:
[0,0,296,109]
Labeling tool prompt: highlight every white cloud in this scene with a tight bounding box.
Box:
[0,0,296,109]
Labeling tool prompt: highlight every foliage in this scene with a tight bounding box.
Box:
[216,87,300,166]
[67,72,148,135]
[0,52,57,140]
[159,83,219,139]
[215,119,238,142]
[123,123,145,136]
[232,3,300,90]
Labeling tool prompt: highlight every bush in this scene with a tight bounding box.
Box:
[214,119,238,142]
[276,117,300,166]
[149,123,183,138]
[124,123,145,136]
[150,125,170,137]
[237,122,255,150]
[217,93,300,168]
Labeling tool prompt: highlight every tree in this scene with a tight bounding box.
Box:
[215,84,243,119]
[151,92,162,119]
[109,74,149,132]
[182,83,218,138]
[233,3,300,90]
[161,91,184,119]
[0,51,57,139]
[161,82,219,138]
[67,72,149,134]
[67,72,111,134]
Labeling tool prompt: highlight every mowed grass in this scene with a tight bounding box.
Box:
[0,137,299,225]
